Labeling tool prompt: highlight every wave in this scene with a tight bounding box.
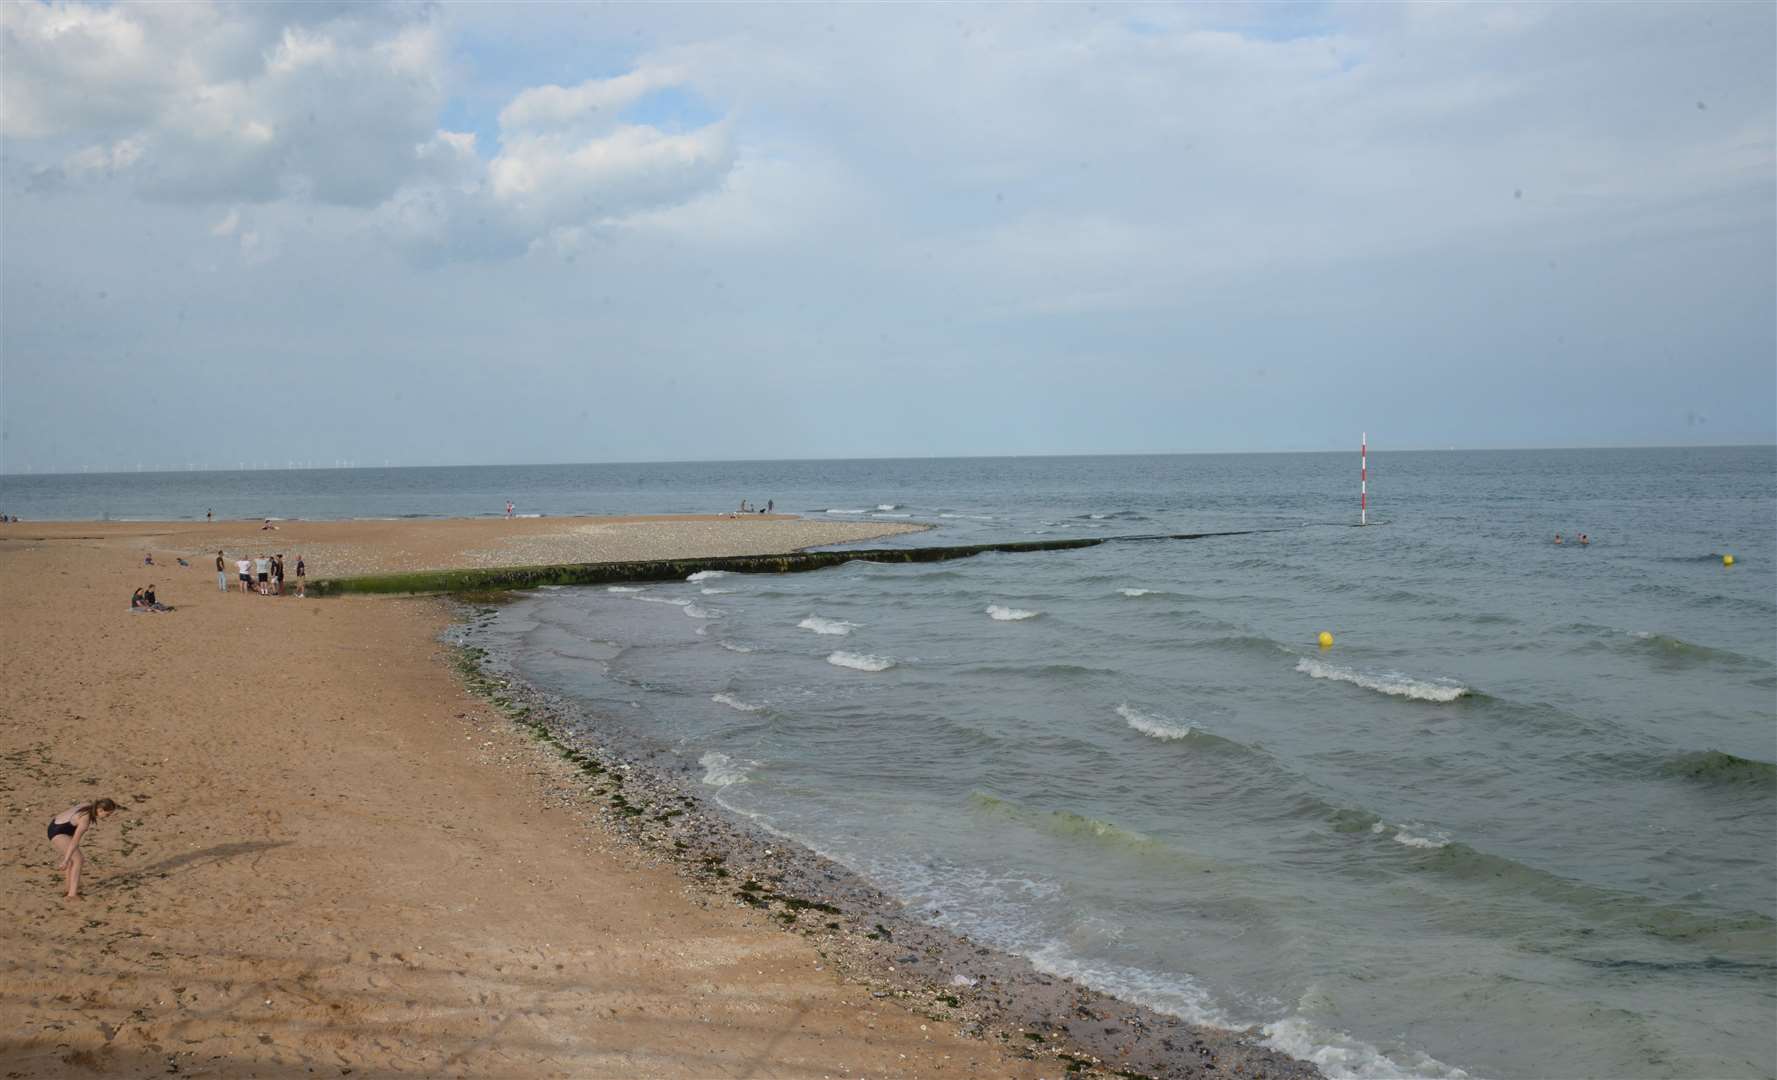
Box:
[799,615,858,636]
[1117,703,1191,740]
[1195,634,1293,658]
[1623,631,1772,671]
[1118,587,1152,597]
[634,595,692,607]
[938,512,995,520]
[969,792,1166,854]
[1370,820,1450,849]
[711,693,764,713]
[683,603,721,619]
[877,504,900,511]
[1294,657,1469,702]
[1263,1015,1471,1080]
[986,604,1040,621]
[606,585,643,593]
[701,587,732,595]
[686,570,728,582]
[1660,750,1777,787]
[872,512,913,518]
[716,640,754,654]
[824,508,867,515]
[699,751,751,787]
[828,651,894,672]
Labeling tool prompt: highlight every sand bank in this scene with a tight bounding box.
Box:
[0,516,1315,1079]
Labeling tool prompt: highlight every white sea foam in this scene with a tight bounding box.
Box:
[606,586,643,593]
[872,513,912,519]
[877,504,899,511]
[1294,657,1469,702]
[1370,820,1450,850]
[938,512,995,520]
[687,570,728,582]
[711,693,763,713]
[699,751,751,787]
[634,595,692,606]
[1263,1015,1470,1079]
[825,508,867,515]
[799,615,858,636]
[1117,703,1192,740]
[1119,588,1152,597]
[684,603,722,619]
[827,651,894,672]
[701,587,732,595]
[716,640,754,654]
[1090,513,1109,519]
[987,605,1040,621]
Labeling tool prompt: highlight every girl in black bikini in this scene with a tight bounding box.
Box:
[47,798,121,900]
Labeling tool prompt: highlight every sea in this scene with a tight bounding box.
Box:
[6,447,1774,1079]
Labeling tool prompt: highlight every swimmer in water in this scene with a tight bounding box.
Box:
[1554,534,1564,545]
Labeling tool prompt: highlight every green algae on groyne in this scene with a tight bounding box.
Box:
[308,530,1268,597]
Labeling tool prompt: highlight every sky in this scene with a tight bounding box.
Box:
[2,0,1773,472]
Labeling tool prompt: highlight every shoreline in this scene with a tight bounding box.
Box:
[451,599,1321,1079]
[1,515,1317,1078]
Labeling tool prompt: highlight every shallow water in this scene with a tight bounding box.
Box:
[14,448,1775,1076]
[476,448,1776,1079]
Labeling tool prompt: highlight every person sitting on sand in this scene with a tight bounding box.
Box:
[144,584,172,611]
[47,798,122,900]
[261,519,278,531]
[143,552,154,566]
[130,587,147,610]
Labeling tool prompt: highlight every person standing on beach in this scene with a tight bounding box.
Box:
[236,555,252,594]
[216,550,228,591]
[206,509,212,522]
[294,554,306,598]
[255,553,270,595]
[272,554,285,595]
[46,798,121,900]
[506,500,514,518]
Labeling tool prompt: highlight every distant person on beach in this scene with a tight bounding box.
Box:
[261,519,277,531]
[506,500,514,518]
[294,555,306,598]
[767,500,773,514]
[236,556,252,594]
[131,587,147,610]
[216,551,228,592]
[206,509,212,521]
[47,798,121,900]
[144,584,171,611]
[255,554,270,594]
[273,554,285,595]
[143,552,154,566]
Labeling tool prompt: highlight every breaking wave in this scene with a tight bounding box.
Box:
[606,585,643,593]
[687,570,728,582]
[699,751,751,787]
[799,615,859,635]
[1118,587,1152,597]
[986,604,1040,621]
[828,651,895,672]
[712,693,764,713]
[1295,657,1470,702]
[1661,750,1777,787]
[1117,703,1191,740]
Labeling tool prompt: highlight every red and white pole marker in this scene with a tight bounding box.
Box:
[1360,432,1368,526]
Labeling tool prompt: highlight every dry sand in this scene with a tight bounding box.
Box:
[1,517,1050,1078]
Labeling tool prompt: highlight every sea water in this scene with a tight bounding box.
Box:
[10,448,1775,1076]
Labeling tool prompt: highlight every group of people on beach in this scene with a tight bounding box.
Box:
[219,550,304,596]
[734,499,773,516]
[129,584,172,612]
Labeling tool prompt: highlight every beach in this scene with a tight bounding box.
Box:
[0,516,1059,1078]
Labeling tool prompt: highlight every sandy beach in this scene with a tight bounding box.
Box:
[0,516,1058,1078]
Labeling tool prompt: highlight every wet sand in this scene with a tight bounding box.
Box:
[0,516,1316,1078]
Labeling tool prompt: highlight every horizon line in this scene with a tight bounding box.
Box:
[2,441,1772,479]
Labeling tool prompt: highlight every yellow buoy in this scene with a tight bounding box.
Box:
[1723,554,1735,567]
[1318,631,1335,649]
